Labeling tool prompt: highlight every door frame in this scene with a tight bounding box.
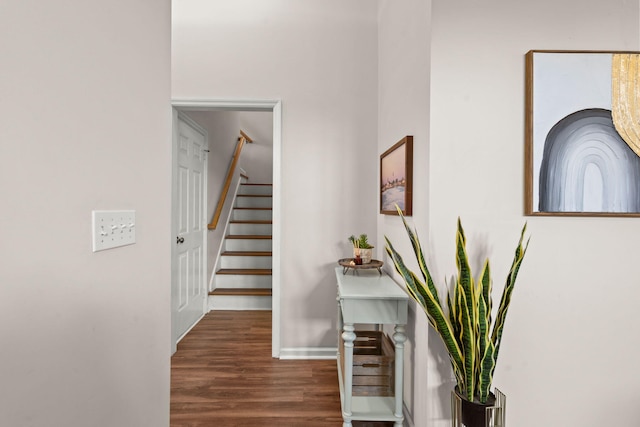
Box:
[171,109,209,354]
[172,98,282,358]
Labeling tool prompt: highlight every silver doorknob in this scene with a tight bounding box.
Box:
[176,236,185,244]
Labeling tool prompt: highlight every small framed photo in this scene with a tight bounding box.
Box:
[380,136,413,216]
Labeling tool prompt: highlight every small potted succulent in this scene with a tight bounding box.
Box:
[348,234,374,264]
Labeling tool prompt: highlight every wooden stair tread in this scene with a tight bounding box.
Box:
[230,220,272,224]
[216,268,272,275]
[225,234,272,240]
[222,251,272,256]
[210,288,272,297]
[237,194,272,198]
[234,207,273,210]
[240,183,272,186]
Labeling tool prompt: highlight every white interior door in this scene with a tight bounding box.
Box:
[171,110,208,352]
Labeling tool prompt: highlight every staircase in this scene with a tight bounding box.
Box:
[209,183,273,310]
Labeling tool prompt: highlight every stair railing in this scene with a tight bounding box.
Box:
[208,130,253,230]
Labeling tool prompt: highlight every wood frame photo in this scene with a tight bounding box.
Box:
[380,136,413,216]
[525,50,640,217]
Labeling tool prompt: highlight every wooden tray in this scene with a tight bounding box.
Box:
[338,258,383,275]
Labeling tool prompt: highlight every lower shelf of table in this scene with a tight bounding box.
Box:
[336,356,403,422]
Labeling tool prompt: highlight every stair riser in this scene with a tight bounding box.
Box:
[209,295,272,311]
[229,223,272,235]
[225,239,272,251]
[238,185,273,196]
[235,196,272,208]
[220,256,273,269]
[232,209,272,221]
[214,274,272,289]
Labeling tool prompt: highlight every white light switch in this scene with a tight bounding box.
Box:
[92,210,136,252]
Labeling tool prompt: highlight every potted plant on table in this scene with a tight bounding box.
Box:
[348,234,374,264]
[384,208,529,427]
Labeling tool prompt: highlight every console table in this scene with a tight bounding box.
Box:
[335,266,409,427]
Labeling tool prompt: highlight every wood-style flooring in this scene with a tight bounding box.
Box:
[171,311,394,427]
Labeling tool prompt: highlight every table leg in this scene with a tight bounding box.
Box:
[393,324,407,425]
[342,323,356,425]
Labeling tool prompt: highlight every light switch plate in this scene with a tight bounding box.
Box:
[92,210,136,252]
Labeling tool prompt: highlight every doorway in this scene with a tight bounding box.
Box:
[171,99,282,358]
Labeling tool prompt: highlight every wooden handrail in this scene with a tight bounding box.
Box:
[208,131,253,230]
[240,130,253,143]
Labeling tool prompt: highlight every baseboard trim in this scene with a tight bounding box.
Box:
[279,347,337,360]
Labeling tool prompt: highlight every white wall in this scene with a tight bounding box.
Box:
[425,0,640,426]
[239,111,273,184]
[377,1,431,425]
[0,1,171,426]
[172,0,379,349]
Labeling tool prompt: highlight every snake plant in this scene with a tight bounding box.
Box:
[384,208,529,404]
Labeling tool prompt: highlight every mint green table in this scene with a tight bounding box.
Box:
[335,267,409,427]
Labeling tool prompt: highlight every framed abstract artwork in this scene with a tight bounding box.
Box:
[380,136,413,216]
[525,50,640,217]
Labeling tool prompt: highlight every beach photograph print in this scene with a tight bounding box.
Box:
[380,136,413,216]
[525,50,640,216]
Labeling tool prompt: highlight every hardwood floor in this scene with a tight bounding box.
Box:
[171,311,394,427]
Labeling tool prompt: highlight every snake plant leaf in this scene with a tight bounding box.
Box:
[395,205,441,307]
[457,283,475,400]
[476,261,490,359]
[452,274,463,345]
[485,223,529,398]
[480,260,493,330]
[385,235,465,385]
[478,338,496,402]
[476,260,492,402]
[447,288,461,346]
[455,224,476,401]
[385,241,428,309]
[490,224,529,359]
[457,216,467,245]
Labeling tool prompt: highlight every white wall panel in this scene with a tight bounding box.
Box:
[0,1,171,426]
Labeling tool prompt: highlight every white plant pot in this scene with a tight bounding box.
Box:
[354,248,374,264]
